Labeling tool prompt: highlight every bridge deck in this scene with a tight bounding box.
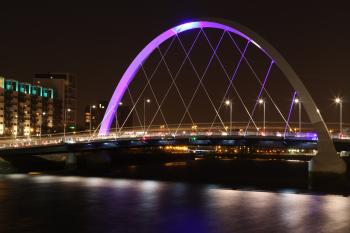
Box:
[0,135,349,156]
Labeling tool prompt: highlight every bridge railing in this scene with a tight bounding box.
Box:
[0,122,348,150]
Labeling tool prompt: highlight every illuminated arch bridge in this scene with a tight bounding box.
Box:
[97,18,346,174]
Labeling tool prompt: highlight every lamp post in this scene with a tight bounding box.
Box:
[225,99,232,136]
[116,102,123,139]
[294,98,301,133]
[143,98,151,134]
[258,98,266,134]
[89,105,96,138]
[64,108,71,142]
[40,111,46,138]
[23,104,30,138]
[335,97,343,136]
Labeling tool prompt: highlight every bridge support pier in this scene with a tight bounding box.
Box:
[307,121,347,192]
[308,148,347,192]
[65,152,77,170]
[309,155,346,174]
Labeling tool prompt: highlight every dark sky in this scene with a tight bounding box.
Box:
[0,1,349,126]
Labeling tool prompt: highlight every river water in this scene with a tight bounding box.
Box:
[1,175,350,233]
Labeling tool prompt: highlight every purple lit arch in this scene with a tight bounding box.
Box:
[99,18,345,174]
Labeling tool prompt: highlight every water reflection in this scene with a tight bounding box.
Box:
[0,175,350,233]
[321,196,350,232]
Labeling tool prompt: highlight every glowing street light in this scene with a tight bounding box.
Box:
[115,102,123,139]
[334,97,343,136]
[225,99,232,136]
[258,98,266,134]
[89,105,96,138]
[40,111,46,138]
[143,98,151,134]
[294,97,301,133]
[64,108,71,142]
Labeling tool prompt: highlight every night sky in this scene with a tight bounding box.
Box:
[1,1,349,126]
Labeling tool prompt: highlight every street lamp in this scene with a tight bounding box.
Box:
[89,105,96,138]
[89,104,96,139]
[258,98,266,134]
[143,98,151,133]
[115,102,123,139]
[225,99,232,136]
[294,98,301,133]
[334,97,343,136]
[64,108,71,142]
[40,111,46,138]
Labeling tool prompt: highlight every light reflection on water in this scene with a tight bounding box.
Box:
[0,175,350,233]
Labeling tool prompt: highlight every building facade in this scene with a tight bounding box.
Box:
[33,73,77,131]
[0,76,54,137]
[0,77,5,135]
